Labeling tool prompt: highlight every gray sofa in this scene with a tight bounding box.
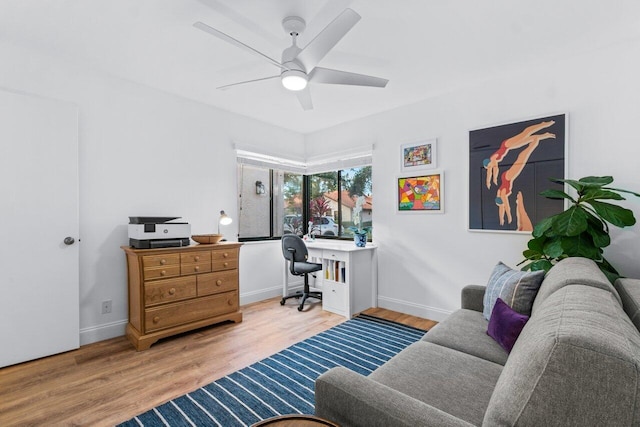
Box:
[315,257,640,426]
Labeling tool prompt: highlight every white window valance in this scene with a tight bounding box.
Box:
[235,143,372,174]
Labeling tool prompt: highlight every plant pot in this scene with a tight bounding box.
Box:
[353,232,367,248]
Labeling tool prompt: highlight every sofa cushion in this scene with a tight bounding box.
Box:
[531,256,621,314]
[423,309,508,365]
[487,297,529,353]
[482,261,544,320]
[614,278,640,331]
[484,284,640,426]
[370,341,503,426]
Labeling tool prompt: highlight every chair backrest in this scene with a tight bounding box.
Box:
[281,234,308,263]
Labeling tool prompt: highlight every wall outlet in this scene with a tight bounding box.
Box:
[101,300,112,314]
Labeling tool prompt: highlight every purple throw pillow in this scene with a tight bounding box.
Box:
[487,297,529,353]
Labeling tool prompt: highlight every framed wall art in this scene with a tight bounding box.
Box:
[398,171,444,213]
[401,139,437,171]
[468,113,567,233]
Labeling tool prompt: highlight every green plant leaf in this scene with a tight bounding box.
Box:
[552,206,589,236]
[581,189,625,202]
[550,178,584,192]
[522,249,542,260]
[604,187,640,198]
[560,234,599,258]
[586,220,610,248]
[527,235,546,252]
[579,176,614,186]
[542,237,564,258]
[533,216,554,238]
[529,259,553,272]
[520,263,532,271]
[589,200,637,227]
[540,189,575,201]
[599,256,620,275]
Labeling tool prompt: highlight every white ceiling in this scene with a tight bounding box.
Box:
[2,1,640,134]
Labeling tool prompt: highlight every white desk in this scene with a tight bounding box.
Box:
[283,240,378,318]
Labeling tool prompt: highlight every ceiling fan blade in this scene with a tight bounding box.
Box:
[217,75,280,90]
[295,88,313,111]
[197,0,281,47]
[193,22,288,71]
[296,8,361,71]
[309,67,388,87]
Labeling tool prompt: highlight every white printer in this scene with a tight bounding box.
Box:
[128,216,191,249]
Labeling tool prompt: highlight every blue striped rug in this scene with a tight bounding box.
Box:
[119,314,426,427]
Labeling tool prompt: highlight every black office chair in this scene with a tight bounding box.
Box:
[280,234,323,311]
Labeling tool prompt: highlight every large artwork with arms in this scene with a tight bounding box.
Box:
[469,114,566,232]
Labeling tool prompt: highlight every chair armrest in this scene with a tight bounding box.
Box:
[461,285,486,312]
[315,367,474,427]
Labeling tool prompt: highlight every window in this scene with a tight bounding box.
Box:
[236,146,372,241]
[308,166,372,239]
[238,164,304,240]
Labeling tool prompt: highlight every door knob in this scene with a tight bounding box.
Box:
[63,237,75,245]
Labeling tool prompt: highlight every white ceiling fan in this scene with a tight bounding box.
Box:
[193,8,388,110]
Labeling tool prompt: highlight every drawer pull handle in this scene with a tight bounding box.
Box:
[227,300,233,306]
[194,266,200,272]
[153,316,160,324]
[223,252,229,258]
[195,256,200,261]
[223,262,228,267]
[169,288,176,295]
[161,270,166,276]
[160,259,166,265]
[216,280,222,286]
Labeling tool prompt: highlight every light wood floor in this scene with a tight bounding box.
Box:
[0,297,436,427]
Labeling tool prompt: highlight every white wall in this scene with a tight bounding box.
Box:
[0,41,303,344]
[306,37,640,321]
[3,32,639,346]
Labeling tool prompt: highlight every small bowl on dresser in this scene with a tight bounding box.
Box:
[191,234,223,244]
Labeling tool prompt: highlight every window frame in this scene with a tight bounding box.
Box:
[236,150,372,242]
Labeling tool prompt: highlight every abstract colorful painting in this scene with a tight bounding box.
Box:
[469,114,566,232]
[398,172,443,212]
[401,139,437,171]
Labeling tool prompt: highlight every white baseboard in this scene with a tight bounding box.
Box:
[239,282,306,305]
[239,285,282,305]
[80,319,128,346]
[377,296,452,322]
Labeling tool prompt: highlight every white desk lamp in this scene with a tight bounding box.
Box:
[218,210,233,235]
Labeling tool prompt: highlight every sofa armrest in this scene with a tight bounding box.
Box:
[315,367,475,427]
[614,278,640,331]
[461,285,485,312]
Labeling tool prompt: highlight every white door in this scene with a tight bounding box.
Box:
[0,89,79,368]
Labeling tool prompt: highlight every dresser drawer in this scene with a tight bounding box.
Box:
[142,253,180,269]
[212,258,238,271]
[143,265,181,281]
[198,271,238,296]
[144,276,196,307]
[181,262,212,275]
[144,291,238,332]
[212,249,238,262]
[180,251,211,264]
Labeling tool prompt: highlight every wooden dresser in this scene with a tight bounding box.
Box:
[122,242,242,350]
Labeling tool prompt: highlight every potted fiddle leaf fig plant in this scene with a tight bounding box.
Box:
[520,176,640,282]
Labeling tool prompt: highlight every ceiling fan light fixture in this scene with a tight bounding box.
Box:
[281,70,308,91]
